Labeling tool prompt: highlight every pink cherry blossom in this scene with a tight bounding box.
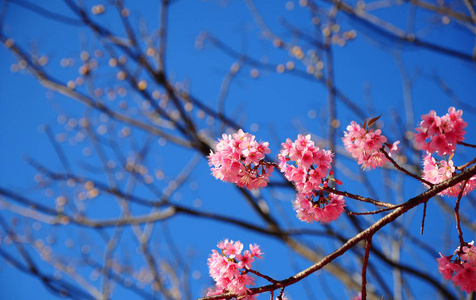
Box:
[414,107,467,156]
[278,134,345,223]
[278,134,334,194]
[249,243,264,259]
[422,153,476,197]
[208,129,274,190]
[319,194,346,223]
[437,242,476,293]
[293,193,345,223]
[207,240,264,298]
[342,121,399,170]
[451,263,476,293]
[460,242,476,263]
[437,253,460,280]
[222,240,243,258]
[236,250,254,269]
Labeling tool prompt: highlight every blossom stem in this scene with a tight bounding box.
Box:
[348,206,398,215]
[380,148,434,186]
[458,141,476,148]
[245,269,279,284]
[454,179,469,251]
[261,161,279,169]
[324,187,396,208]
[455,156,476,170]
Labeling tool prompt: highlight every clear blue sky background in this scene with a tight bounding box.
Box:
[1,0,475,299]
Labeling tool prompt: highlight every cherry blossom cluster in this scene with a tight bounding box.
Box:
[437,242,476,293]
[416,107,476,197]
[278,134,346,223]
[207,239,263,299]
[414,107,467,156]
[208,129,273,190]
[293,192,345,223]
[209,131,346,224]
[278,134,334,194]
[422,153,476,197]
[205,107,476,298]
[342,121,399,170]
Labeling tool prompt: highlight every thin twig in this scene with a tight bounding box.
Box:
[245,269,279,284]
[361,236,373,300]
[455,179,469,250]
[420,201,427,235]
[380,148,434,186]
[458,141,476,148]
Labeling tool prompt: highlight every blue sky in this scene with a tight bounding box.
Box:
[1,0,476,299]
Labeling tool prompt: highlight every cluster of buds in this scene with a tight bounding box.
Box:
[437,242,476,293]
[207,240,263,299]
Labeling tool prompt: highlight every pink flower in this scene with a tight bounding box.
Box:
[414,107,467,155]
[277,134,346,223]
[236,250,254,269]
[452,263,476,293]
[207,240,264,298]
[279,134,334,194]
[420,110,441,135]
[437,253,460,280]
[429,133,454,156]
[293,193,345,223]
[230,273,254,294]
[249,243,263,259]
[422,153,476,197]
[342,120,398,170]
[437,242,476,293]
[319,194,346,223]
[222,240,243,258]
[461,242,476,263]
[208,129,273,190]
[388,141,400,157]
